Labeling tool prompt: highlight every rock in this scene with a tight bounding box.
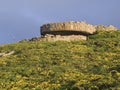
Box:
[29,36,41,41]
[6,51,15,56]
[95,25,117,31]
[105,25,117,31]
[0,53,6,57]
[0,51,15,57]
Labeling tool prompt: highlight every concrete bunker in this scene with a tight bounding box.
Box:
[39,21,117,41]
[40,21,96,41]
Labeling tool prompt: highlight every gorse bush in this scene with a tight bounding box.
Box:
[0,30,120,90]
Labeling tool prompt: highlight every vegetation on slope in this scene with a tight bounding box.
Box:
[0,30,120,90]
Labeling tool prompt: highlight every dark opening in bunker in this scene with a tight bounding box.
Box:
[41,30,91,36]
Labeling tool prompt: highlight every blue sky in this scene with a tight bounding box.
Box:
[0,0,120,44]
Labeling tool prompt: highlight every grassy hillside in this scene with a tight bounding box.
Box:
[0,30,120,90]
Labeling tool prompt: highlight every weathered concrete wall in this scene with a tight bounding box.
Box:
[41,21,96,35]
[44,34,87,41]
[30,34,87,42]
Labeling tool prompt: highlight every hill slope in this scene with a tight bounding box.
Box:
[0,30,120,90]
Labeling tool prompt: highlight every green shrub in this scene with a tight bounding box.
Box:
[0,30,120,89]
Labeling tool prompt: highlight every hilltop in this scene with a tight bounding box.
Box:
[0,30,120,90]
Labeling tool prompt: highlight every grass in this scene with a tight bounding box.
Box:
[0,30,120,90]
